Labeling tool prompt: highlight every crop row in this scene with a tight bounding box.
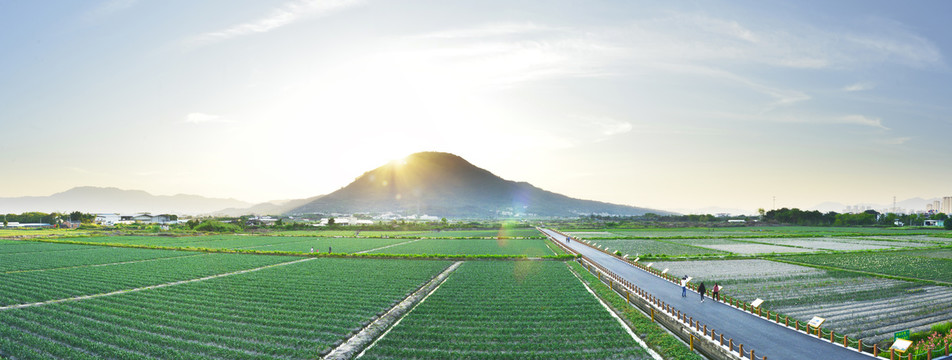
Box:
[0,258,452,360]
[368,239,555,256]
[359,261,648,359]
[783,250,952,283]
[0,240,94,255]
[0,244,203,272]
[0,253,296,306]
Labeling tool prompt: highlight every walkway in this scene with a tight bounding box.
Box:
[539,228,875,360]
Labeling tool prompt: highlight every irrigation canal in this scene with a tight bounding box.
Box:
[539,228,875,360]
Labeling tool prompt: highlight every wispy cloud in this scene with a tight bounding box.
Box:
[187,0,363,46]
[837,115,889,130]
[184,112,227,124]
[876,136,912,145]
[843,82,875,92]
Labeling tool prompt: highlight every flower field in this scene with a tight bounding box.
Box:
[358,261,651,359]
[0,257,452,359]
[653,257,952,343]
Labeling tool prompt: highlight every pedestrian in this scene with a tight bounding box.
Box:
[566,236,571,243]
[310,247,314,253]
[712,283,720,302]
[698,282,707,303]
[681,276,688,297]
[328,246,332,253]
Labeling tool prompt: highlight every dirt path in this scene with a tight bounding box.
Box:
[355,239,422,254]
[0,257,314,311]
[329,261,463,360]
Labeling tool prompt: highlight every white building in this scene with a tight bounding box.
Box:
[942,197,952,214]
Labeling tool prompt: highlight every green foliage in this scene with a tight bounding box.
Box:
[192,220,240,233]
[361,261,649,359]
[0,257,451,359]
[567,261,704,360]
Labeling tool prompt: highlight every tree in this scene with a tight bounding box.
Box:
[945,219,952,230]
[327,217,335,226]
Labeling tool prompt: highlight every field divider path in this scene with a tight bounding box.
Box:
[2,253,207,274]
[539,228,877,360]
[330,261,463,360]
[0,257,314,311]
[355,239,422,254]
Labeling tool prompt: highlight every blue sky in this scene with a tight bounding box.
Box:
[2,0,951,214]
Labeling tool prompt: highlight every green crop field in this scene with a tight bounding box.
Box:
[0,258,451,359]
[74,235,411,253]
[366,238,556,256]
[781,249,952,283]
[588,239,728,257]
[0,240,97,254]
[359,261,649,359]
[0,244,197,272]
[0,252,298,306]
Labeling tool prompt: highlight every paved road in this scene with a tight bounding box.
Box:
[540,228,875,360]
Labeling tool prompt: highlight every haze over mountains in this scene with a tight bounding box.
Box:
[0,187,252,215]
[1,152,667,217]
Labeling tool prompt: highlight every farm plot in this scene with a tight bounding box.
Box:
[0,240,97,254]
[76,235,410,253]
[0,244,199,272]
[414,229,544,238]
[0,258,452,360]
[654,259,952,342]
[782,250,952,283]
[272,230,427,237]
[366,239,555,256]
[587,239,728,257]
[691,240,813,254]
[358,261,650,359]
[0,252,298,306]
[752,238,894,251]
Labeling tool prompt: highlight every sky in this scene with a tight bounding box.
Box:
[2,0,951,215]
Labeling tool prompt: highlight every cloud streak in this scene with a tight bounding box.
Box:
[187,0,362,46]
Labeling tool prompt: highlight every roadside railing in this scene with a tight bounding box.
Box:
[539,228,899,360]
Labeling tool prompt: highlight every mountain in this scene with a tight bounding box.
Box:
[0,187,252,215]
[289,152,669,217]
[213,196,323,217]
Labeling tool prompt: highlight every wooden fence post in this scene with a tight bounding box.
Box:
[739,344,744,357]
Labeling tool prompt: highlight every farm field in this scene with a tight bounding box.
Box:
[0,244,198,272]
[359,261,650,359]
[72,235,411,254]
[781,249,952,284]
[584,239,728,257]
[651,259,952,342]
[565,226,948,239]
[0,251,299,306]
[270,228,544,238]
[0,257,452,359]
[366,238,556,256]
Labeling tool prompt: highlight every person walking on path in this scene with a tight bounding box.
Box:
[698,282,707,303]
[681,276,688,297]
[712,283,720,302]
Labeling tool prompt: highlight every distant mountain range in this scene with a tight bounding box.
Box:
[0,152,671,218]
[0,187,252,215]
